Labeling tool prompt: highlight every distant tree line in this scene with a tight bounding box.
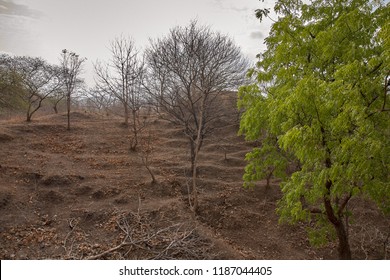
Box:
[0,51,85,129]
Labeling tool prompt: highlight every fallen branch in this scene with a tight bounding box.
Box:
[85,239,130,260]
[83,210,213,260]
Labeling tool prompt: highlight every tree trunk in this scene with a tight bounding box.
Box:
[67,94,71,130]
[324,180,352,260]
[191,150,199,213]
[142,156,156,184]
[130,109,138,151]
[27,98,44,122]
[26,103,32,122]
[189,94,206,214]
[190,139,196,176]
[146,165,156,184]
[124,104,129,127]
[265,166,275,190]
[335,220,352,259]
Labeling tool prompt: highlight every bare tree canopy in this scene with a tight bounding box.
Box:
[1,54,62,121]
[94,36,145,150]
[94,37,144,121]
[59,49,86,130]
[84,86,116,114]
[146,20,248,150]
[145,20,249,212]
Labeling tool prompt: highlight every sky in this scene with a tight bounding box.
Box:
[0,0,275,86]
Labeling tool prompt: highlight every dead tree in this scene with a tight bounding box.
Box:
[59,49,85,130]
[145,21,248,213]
[94,36,145,150]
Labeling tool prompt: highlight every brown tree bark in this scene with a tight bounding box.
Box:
[67,94,71,130]
[324,180,352,260]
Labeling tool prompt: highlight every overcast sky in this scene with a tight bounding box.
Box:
[0,0,274,85]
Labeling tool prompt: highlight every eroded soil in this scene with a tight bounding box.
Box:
[0,107,389,259]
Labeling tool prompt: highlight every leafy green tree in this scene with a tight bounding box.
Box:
[239,0,390,259]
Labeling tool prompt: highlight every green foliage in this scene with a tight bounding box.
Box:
[0,59,27,112]
[307,219,336,247]
[239,0,390,252]
[241,135,289,188]
[1,54,63,119]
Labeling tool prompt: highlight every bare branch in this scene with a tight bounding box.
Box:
[144,21,248,212]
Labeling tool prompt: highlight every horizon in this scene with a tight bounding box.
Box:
[0,0,275,87]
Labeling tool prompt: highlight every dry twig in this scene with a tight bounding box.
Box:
[84,210,213,260]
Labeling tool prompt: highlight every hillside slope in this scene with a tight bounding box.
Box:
[0,102,388,259]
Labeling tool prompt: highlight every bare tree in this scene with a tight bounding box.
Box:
[1,55,62,121]
[84,86,116,115]
[94,36,145,150]
[49,88,66,114]
[59,49,86,130]
[145,21,248,212]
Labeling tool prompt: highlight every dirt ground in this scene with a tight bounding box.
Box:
[0,100,389,260]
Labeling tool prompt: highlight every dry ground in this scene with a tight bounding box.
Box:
[0,101,389,259]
